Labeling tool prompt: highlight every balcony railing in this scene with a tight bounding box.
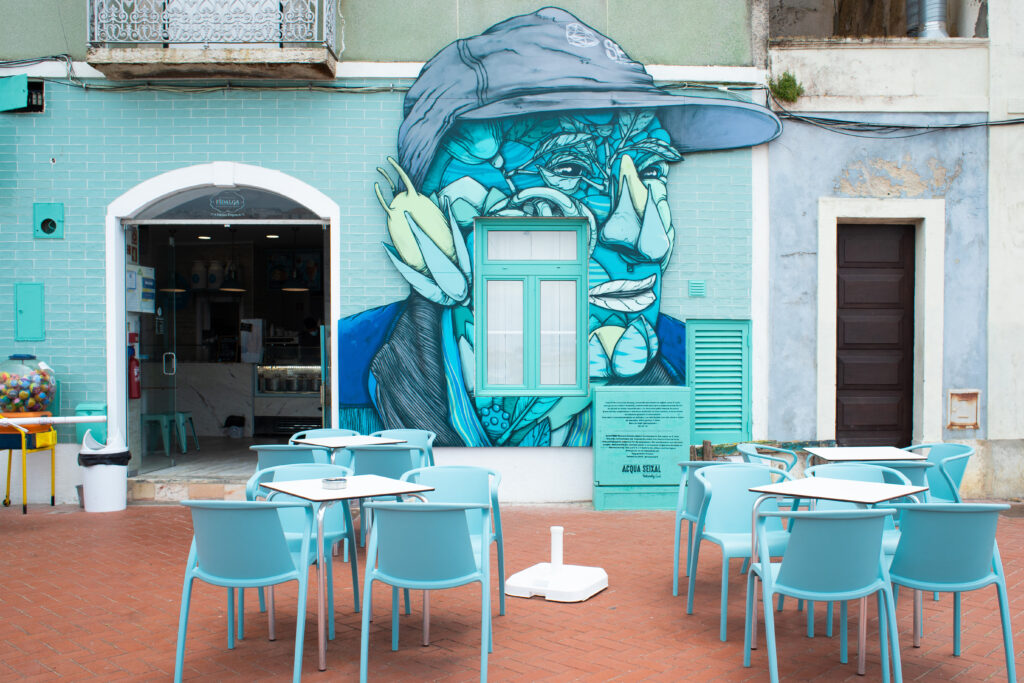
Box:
[88,0,337,54]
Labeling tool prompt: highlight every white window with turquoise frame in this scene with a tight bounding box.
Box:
[474,217,589,397]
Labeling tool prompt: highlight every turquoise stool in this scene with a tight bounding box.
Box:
[175,411,199,454]
[142,413,176,464]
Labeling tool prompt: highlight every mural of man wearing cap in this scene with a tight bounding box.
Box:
[339,7,781,447]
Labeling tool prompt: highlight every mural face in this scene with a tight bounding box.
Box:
[337,7,781,446]
[422,110,680,380]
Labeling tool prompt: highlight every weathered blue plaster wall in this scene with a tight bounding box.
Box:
[768,113,988,440]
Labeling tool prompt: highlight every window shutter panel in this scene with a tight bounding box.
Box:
[686,319,750,444]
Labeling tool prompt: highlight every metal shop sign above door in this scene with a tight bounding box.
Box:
[209,191,245,216]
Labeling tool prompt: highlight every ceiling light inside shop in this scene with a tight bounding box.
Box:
[198,235,212,240]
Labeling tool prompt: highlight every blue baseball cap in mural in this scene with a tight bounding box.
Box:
[398,6,783,187]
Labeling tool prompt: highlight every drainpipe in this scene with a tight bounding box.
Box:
[920,0,949,37]
[908,0,949,38]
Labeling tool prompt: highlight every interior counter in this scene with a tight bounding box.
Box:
[176,362,254,437]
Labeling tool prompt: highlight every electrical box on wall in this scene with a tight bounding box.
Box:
[14,282,45,341]
[947,389,980,430]
[33,202,64,239]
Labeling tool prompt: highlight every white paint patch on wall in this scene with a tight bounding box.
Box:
[985,0,1024,439]
[769,41,989,113]
[433,447,594,503]
[751,144,771,440]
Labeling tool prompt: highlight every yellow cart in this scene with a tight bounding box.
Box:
[2,411,57,514]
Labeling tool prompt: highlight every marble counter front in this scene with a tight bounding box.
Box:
[254,395,321,417]
[176,362,254,437]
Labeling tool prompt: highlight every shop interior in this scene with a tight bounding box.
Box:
[129,215,328,476]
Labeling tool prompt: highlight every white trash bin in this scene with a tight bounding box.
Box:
[78,430,130,513]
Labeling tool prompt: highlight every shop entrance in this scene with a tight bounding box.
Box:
[103,163,342,481]
[130,220,329,475]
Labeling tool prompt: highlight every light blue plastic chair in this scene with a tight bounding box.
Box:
[402,465,505,615]
[350,444,430,547]
[870,460,934,491]
[672,460,726,596]
[245,462,360,633]
[291,427,359,441]
[804,462,913,637]
[805,463,911,554]
[743,508,902,683]
[688,463,794,641]
[901,443,974,503]
[360,501,491,683]
[737,443,798,471]
[251,443,330,470]
[174,499,314,683]
[888,503,1016,682]
[372,428,437,466]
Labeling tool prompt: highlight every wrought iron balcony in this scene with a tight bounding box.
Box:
[86,0,341,80]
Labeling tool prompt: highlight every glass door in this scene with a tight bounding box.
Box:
[138,231,180,473]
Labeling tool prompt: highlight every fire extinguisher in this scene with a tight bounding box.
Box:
[128,346,141,399]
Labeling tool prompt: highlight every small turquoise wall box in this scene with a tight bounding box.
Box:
[33,202,64,239]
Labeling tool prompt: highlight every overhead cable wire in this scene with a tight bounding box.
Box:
[4,55,1024,136]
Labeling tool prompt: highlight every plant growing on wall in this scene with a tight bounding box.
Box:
[769,71,805,103]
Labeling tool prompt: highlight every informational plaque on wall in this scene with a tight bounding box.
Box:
[593,386,691,486]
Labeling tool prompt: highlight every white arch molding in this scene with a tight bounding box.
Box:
[104,162,342,454]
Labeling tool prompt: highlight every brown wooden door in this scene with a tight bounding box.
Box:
[836,224,914,446]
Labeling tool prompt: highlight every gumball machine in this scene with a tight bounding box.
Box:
[0,354,58,513]
[0,354,57,414]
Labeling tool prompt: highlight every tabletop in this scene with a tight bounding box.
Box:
[261,474,433,502]
[749,476,927,505]
[290,435,405,449]
[804,446,925,462]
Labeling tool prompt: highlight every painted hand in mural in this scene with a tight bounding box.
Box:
[374,157,472,307]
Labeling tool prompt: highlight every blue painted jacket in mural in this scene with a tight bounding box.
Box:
[338,294,686,447]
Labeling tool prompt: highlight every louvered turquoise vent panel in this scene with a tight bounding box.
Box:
[685,319,751,444]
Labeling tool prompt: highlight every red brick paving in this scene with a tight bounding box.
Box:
[1,504,1022,681]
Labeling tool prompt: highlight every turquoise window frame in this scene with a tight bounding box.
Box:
[474,217,589,398]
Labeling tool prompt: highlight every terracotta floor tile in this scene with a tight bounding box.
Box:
[1,504,1022,680]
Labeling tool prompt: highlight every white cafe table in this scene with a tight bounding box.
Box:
[260,474,434,672]
[804,445,925,465]
[291,434,405,463]
[291,435,406,466]
[747,476,927,674]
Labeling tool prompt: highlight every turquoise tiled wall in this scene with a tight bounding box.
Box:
[0,81,755,434]
[662,148,752,322]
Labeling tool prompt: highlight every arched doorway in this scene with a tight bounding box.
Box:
[104,162,341,471]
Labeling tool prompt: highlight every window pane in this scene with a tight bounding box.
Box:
[486,280,524,386]
[539,280,577,386]
[487,230,577,261]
